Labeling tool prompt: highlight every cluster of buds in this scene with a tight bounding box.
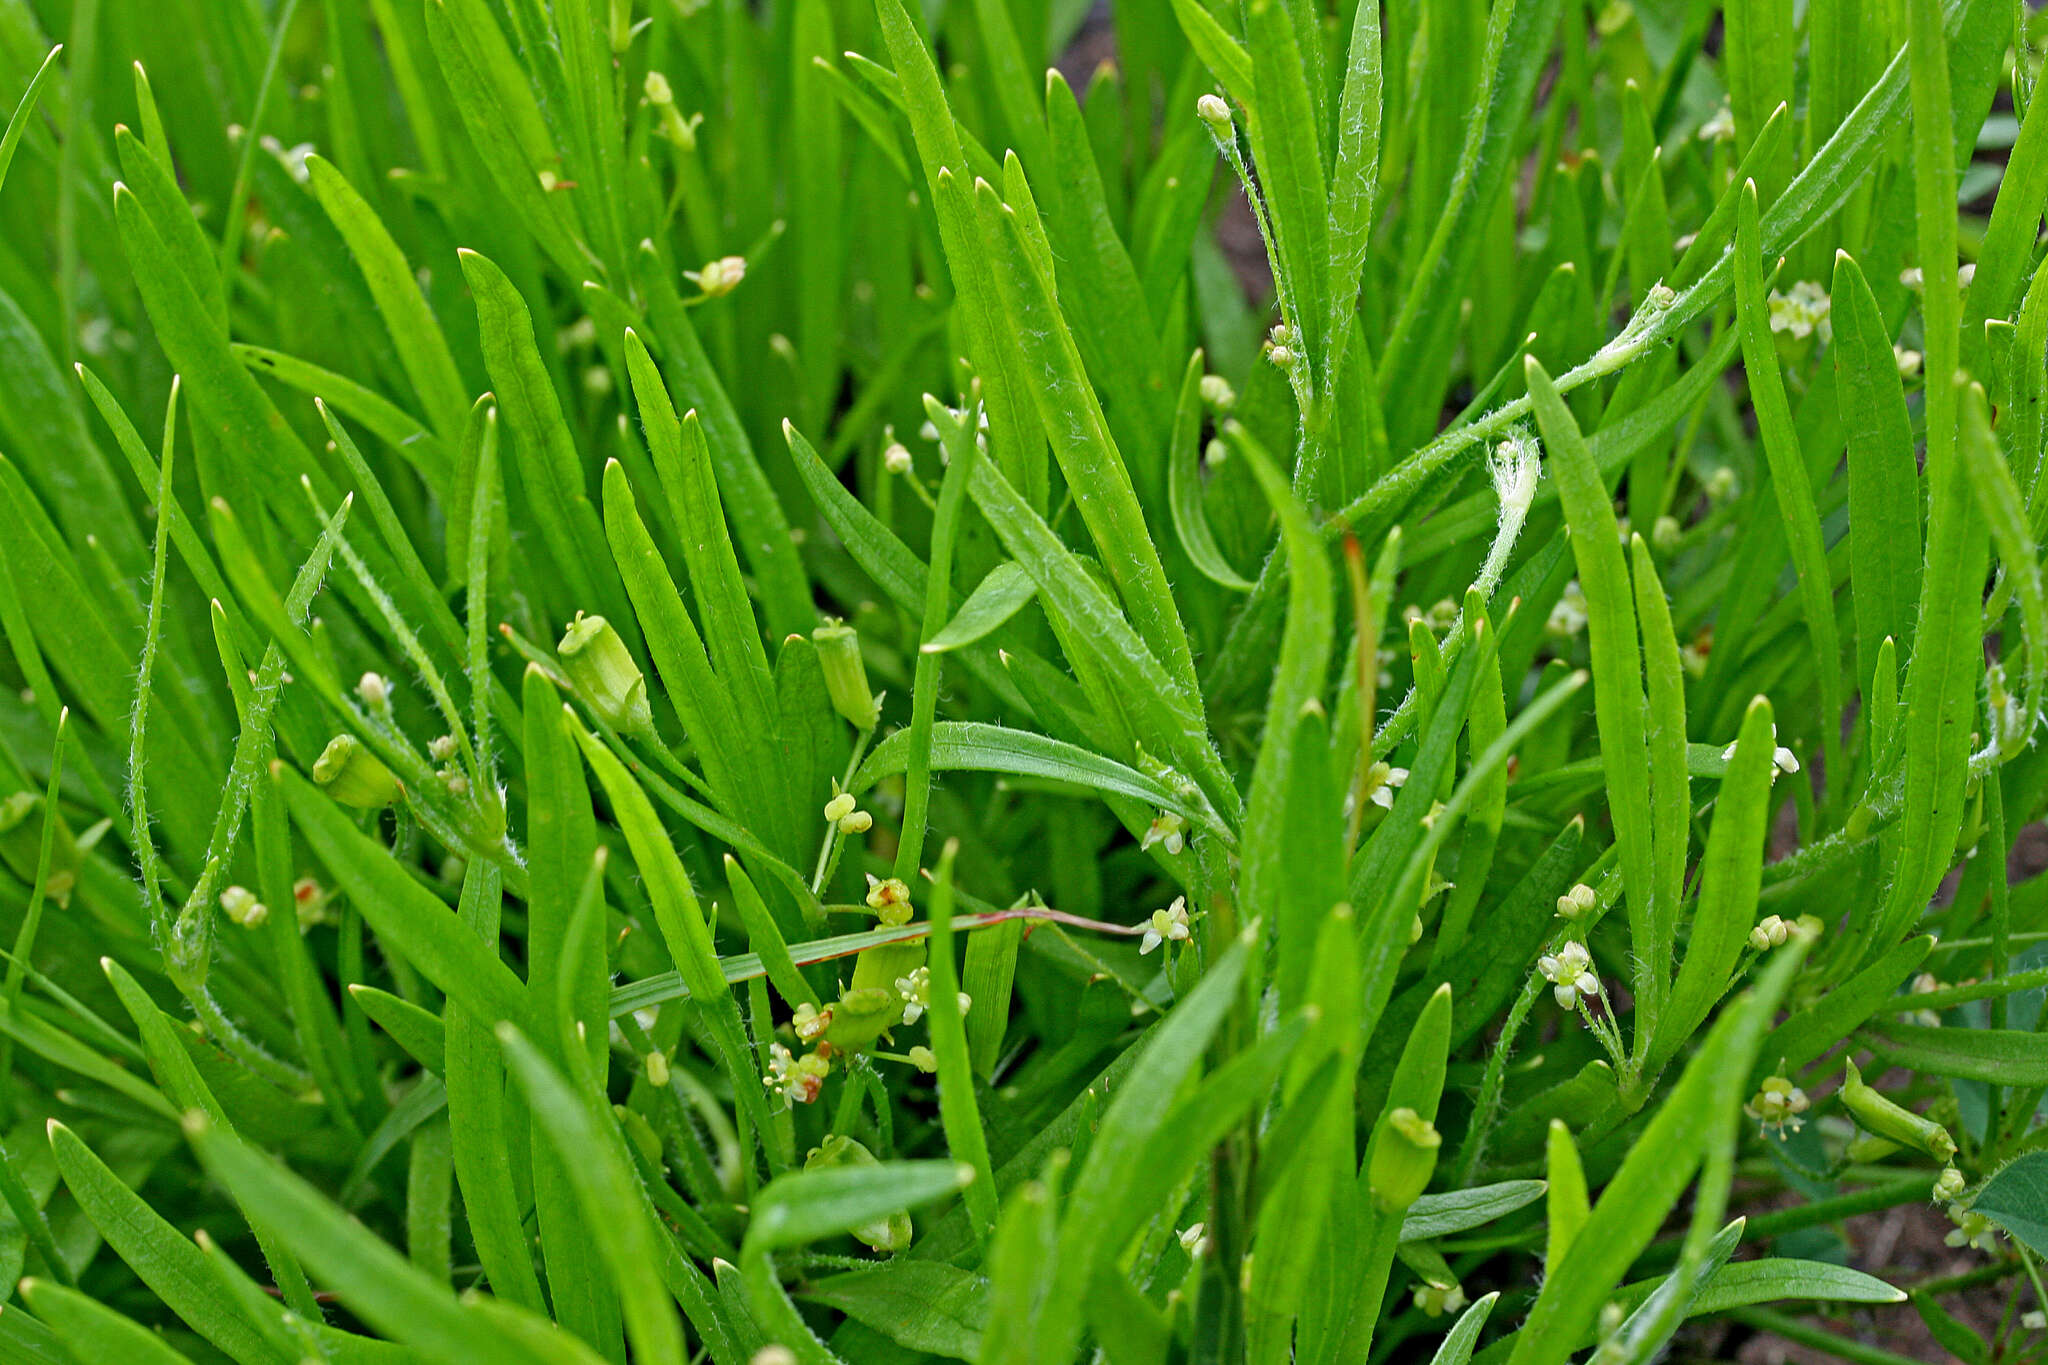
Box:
[1767,281,1833,344]
[427,733,468,795]
[1140,896,1192,955]
[893,965,969,1025]
[1933,1166,1967,1203]
[686,255,747,298]
[1555,882,1598,920]
[864,874,913,926]
[1743,1075,1810,1136]
[1198,374,1235,410]
[1538,941,1597,1010]
[1266,323,1298,370]
[764,1041,832,1104]
[219,885,268,929]
[1747,914,1819,951]
[823,791,872,836]
[1141,810,1187,856]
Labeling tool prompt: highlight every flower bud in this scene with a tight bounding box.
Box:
[219,885,268,928]
[813,620,880,729]
[1933,1166,1966,1202]
[907,1045,937,1073]
[839,810,873,834]
[356,671,393,715]
[1368,1106,1441,1212]
[312,735,401,808]
[1198,374,1235,410]
[1196,93,1232,135]
[644,71,674,106]
[558,612,653,738]
[824,792,858,824]
[688,255,746,298]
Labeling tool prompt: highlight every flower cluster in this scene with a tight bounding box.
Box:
[1743,1076,1810,1136]
[864,874,913,926]
[893,966,970,1026]
[764,1042,830,1105]
[1767,281,1832,343]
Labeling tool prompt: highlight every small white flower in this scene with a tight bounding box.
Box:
[896,966,931,1024]
[1744,1076,1810,1136]
[883,440,914,474]
[1773,746,1800,775]
[763,1042,830,1104]
[1538,940,1597,1011]
[1141,896,1192,955]
[1945,1205,2001,1253]
[1894,346,1923,378]
[686,255,746,298]
[2022,1310,2044,1331]
[1178,1222,1210,1257]
[1767,280,1832,343]
[1705,466,1739,501]
[1699,102,1736,142]
[1196,94,1232,133]
[1142,810,1187,856]
[1366,762,1409,810]
[1547,580,1589,637]
[1412,1281,1468,1318]
[429,734,457,762]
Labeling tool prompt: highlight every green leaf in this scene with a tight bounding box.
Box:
[1859,1022,2048,1086]
[1969,1151,2048,1257]
[799,1263,986,1361]
[745,1160,973,1253]
[1402,1181,1548,1242]
[19,1279,197,1365]
[187,1118,607,1365]
[1526,356,1664,1025]
[921,562,1039,654]
[1832,252,1921,688]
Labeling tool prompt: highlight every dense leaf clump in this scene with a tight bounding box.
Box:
[0,0,2046,1362]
